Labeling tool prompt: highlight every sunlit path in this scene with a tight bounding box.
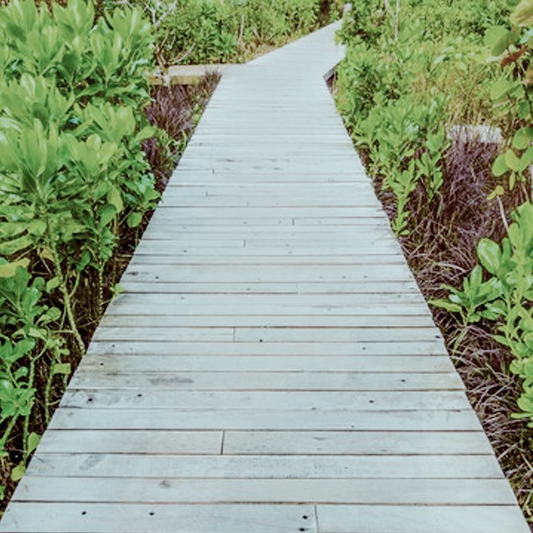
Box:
[1,22,529,533]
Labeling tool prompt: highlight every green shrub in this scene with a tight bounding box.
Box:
[0,0,158,503]
[118,0,340,65]
[336,0,506,238]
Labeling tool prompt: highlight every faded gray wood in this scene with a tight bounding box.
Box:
[27,454,504,479]
[0,504,316,533]
[317,505,530,533]
[2,20,530,533]
[60,389,469,411]
[79,354,457,372]
[68,370,464,390]
[99,314,435,328]
[47,408,481,432]
[12,477,518,505]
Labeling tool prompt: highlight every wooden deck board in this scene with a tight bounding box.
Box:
[13,477,518,505]
[68,370,464,390]
[1,21,530,533]
[78,354,458,372]
[27,454,504,479]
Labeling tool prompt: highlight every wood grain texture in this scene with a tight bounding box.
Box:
[2,20,529,533]
[47,409,482,431]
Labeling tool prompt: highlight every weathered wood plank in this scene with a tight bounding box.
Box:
[316,505,532,533]
[0,503,317,533]
[134,242,401,256]
[158,196,382,208]
[134,242,401,255]
[60,389,469,411]
[48,409,481,432]
[121,264,414,282]
[108,297,428,315]
[91,327,236,342]
[36,430,222,454]
[129,254,408,265]
[116,289,427,304]
[27,454,502,479]
[141,228,393,239]
[68,371,464,391]
[232,327,442,343]
[99,315,435,328]
[79,354,457,373]
[223,430,493,455]
[120,281,300,294]
[13,477,516,505]
[87,340,449,356]
[92,327,443,342]
[151,206,385,218]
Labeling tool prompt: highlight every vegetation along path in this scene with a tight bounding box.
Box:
[0,22,530,533]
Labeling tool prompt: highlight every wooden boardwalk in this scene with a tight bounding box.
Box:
[1,22,530,533]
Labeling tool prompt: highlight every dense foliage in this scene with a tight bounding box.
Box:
[114,0,343,65]
[0,0,159,504]
[335,0,533,523]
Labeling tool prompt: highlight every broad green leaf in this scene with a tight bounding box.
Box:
[0,222,31,240]
[490,78,514,101]
[27,432,40,454]
[494,334,513,347]
[505,149,521,172]
[94,181,112,201]
[470,265,483,288]
[98,204,117,228]
[127,211,143,228]
[519,146,533,172]
[27,220,47,237]
[0,236,33,256]
[484,26,511,55]
[40,306,61,323]
[429,299,462,313]
[19,120,48,179]
[517,394,533,419]
[77,250,91,272]
[0,259,30,278]
[481,307,504,320]
[519,100,531,119]
[134,125,156,144]
[10,463,25,482]
[45,277,61,293]
[513,128,532,150]
[111,283,126,299]
[52,363,71,376]
[492,154,509,177]
[107,186,124,214]
[477,238,502,276]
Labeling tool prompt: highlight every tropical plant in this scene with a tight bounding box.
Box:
[0,0,158,505]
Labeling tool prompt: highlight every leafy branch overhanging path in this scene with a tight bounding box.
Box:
[1,22,530,533]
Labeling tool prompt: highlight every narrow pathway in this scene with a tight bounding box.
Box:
[1,23,530,533]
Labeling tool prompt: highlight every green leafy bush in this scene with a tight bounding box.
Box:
[336,0,504,237]
[435,0,533,428]
[0,0,158,504]
[120,0,341,65]
[433,202,533,425]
